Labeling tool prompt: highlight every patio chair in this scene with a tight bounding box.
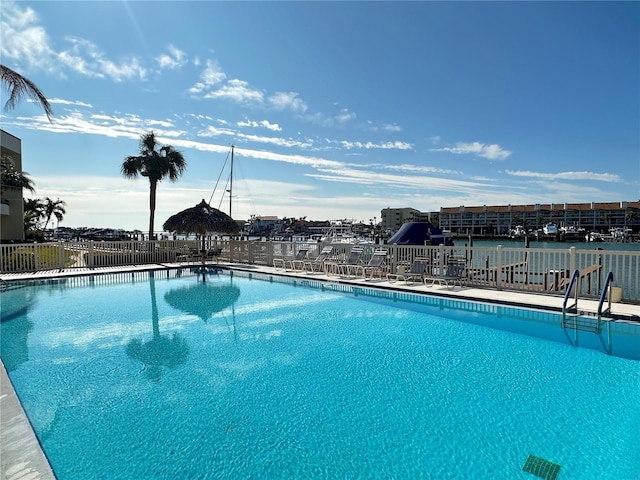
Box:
[354,250,388,280]
[303,246,334,273]
[387,257,430,285]
[425,256,467,289]
[273,248,309,271]
[326,246,364,277]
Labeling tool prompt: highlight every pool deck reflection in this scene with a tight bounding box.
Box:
[1,262,638,480]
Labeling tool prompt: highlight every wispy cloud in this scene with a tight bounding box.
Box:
[366,121,402,133]
[268,92,308,113]
[505,170,621,182]
[188,59,226,94]
[380,163,462,175]
[0,1,55,70]
[156,44,188,70]
[235,133,313,149]
[1,2,147,82]
[335,108,356,124]
[306,164,492,194]
[204,79,263,103]
[339,140,413,150]
[237,119,282,132]
[48,98,93,107]
[432,141,512,160]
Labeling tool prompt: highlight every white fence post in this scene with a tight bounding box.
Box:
[496,245,503,290]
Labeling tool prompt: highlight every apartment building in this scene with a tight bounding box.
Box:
[380,208,422,233]
[0,130,24,242]
[438,201,640,235]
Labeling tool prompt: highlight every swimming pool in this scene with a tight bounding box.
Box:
[1,268,639,479]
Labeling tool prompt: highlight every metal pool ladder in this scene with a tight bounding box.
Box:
[561,269,613,333]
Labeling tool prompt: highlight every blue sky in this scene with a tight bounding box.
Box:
[1,1,638,231]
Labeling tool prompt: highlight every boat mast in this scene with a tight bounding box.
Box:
[229,145,234,218]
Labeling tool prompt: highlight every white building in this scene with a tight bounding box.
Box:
[1,130,25,242]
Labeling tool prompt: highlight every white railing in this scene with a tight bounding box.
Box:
[1,240,638,303]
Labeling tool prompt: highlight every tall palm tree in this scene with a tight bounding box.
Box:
[121,131,186,240]
[23,198,45,231]
[1,64,53,121]
[41,197,66,230]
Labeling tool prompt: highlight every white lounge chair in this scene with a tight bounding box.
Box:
[354,250,388,280]
[387,257,429,284]
[425,256,466,289]
[326,246,364,277]
[274,248,309,271]
[303,246,334,273]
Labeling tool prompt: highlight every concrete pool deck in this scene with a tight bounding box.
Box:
[1,262,638,480]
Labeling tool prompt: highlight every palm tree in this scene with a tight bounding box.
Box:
[121,131,186,240]
[41,197,66,230]
[625,208,637,233]
[23,198,45,232]
[1,154,36,195]
[1,64,53,121]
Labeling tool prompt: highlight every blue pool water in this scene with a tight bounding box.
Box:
[1,269,639,479]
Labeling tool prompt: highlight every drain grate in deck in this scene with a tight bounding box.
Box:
[522,454,561,480]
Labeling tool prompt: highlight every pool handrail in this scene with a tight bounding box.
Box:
[562,269,581,323]
[597,272,614,320]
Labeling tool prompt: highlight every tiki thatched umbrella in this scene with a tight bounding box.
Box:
[164,282,241,322]
[163,199,239,251]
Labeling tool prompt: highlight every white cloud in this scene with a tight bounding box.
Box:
[366,122,402,133]
[0,1,56,71]
[381,163,461,175]
[339,140,413,150]
[268,92,308,113]
[505,170,621,182]
[1,12,149,83]
[237,119,282,132]
[432,141,512,160]
[382,124,402,132]
[96,55,146,82]
[234,133,313,149]
[198,125,236,138]
[188,60,228,95]
[335,108,356,124]
[48,98,93,108]
[205,79,263,103]
[156,44,188,70]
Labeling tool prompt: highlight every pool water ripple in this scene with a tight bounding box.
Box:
[1,271,638,479]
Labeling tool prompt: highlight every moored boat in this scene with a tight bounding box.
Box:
[509,225,527,240]
[387,222,454,246]
[543,223,558,236]
[559,225,585,242]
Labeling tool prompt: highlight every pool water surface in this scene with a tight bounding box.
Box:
[1,269,639,479]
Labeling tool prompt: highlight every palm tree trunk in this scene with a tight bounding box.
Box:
[149,180,157,241]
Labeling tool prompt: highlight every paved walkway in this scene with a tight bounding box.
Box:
[1,262,638,480]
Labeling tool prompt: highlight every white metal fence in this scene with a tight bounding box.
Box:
[1,240,639,303]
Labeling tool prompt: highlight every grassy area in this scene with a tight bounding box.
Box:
[3,245,80,271]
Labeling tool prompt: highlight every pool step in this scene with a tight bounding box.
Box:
[561,313,600,333]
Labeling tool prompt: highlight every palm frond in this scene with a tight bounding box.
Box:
[1,64,54,122]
